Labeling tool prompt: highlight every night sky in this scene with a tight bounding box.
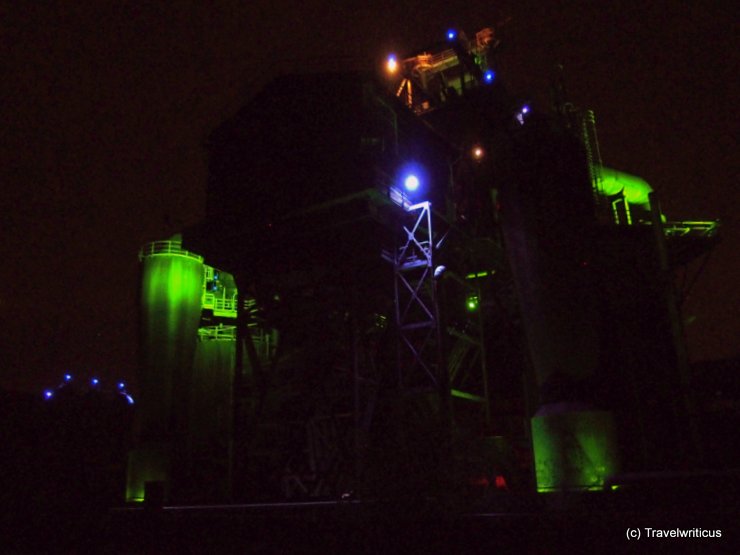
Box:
[2,1,737,394]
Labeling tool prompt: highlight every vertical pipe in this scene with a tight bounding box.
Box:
[352,315,361,481]
[394,240,403,388]
[476,281,492,429]
[230,290,246,501]
[431,226,454,501]
[649,193,703,465]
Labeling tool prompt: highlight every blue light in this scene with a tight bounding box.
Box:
[125,394,135,405]
[483,70,495,84]
[447,29,457,41]
[44,390,54,400]
[118,382,126,390]
[404,174,420,192]
[398,162,426,197]
[64,374,72,382]
[522,105,530,114]
[91,377,100,386]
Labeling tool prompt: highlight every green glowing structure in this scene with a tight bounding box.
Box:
[599,167,653,206]
[124,50,715,504]
[126,233,269,502]
[126,237,206,503]
[187,332,237,501]
[531,406,619,492]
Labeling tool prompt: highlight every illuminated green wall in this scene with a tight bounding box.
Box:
[127,240,204,502]
[531,407,619,492]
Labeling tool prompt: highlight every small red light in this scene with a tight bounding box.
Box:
[495,475,507,489]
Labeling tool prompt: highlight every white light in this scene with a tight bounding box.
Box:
[386,55,398,74]
[516,104,531,125]
[404,174,420,191]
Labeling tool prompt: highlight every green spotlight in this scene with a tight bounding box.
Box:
[466,294,479,311]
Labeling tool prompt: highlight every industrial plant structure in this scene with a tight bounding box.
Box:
[126,27,719,505]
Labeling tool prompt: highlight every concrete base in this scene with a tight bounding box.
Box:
[531,403,619,492]
[125,444,170,503]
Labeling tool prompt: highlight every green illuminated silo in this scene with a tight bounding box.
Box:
[191,333,234,444]
[187,331,236,501]
[126,236,205,503]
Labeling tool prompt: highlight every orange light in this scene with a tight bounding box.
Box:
[386,55,398,74]
[472,145,484,160]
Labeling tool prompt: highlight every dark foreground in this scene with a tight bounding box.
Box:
[5,471,737,554]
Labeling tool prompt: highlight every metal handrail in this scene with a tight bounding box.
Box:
[203,293,237,310]
[198,325,237,340]
[197,324,276,360]
[662,220,720,238]
[202,291,259,318]
[139,240,204,262]
[409,49,458,72]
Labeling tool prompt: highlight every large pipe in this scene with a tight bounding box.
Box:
[599,167,653,206]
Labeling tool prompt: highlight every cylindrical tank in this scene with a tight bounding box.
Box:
[138,236,204,439]
[599,167,653,206]
[126,236,204,502]
[187,332,235,501]
[191,332,235,446]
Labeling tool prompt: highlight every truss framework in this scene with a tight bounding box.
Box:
[387,201,444,391]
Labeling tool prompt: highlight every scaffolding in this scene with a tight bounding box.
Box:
[384,201,444,391]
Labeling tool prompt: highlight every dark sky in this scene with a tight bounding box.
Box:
[2,1,737,393]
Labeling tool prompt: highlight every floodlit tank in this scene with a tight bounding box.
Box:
[191,332,235,446]
[187,330,236,501]
[126,235,205,502]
